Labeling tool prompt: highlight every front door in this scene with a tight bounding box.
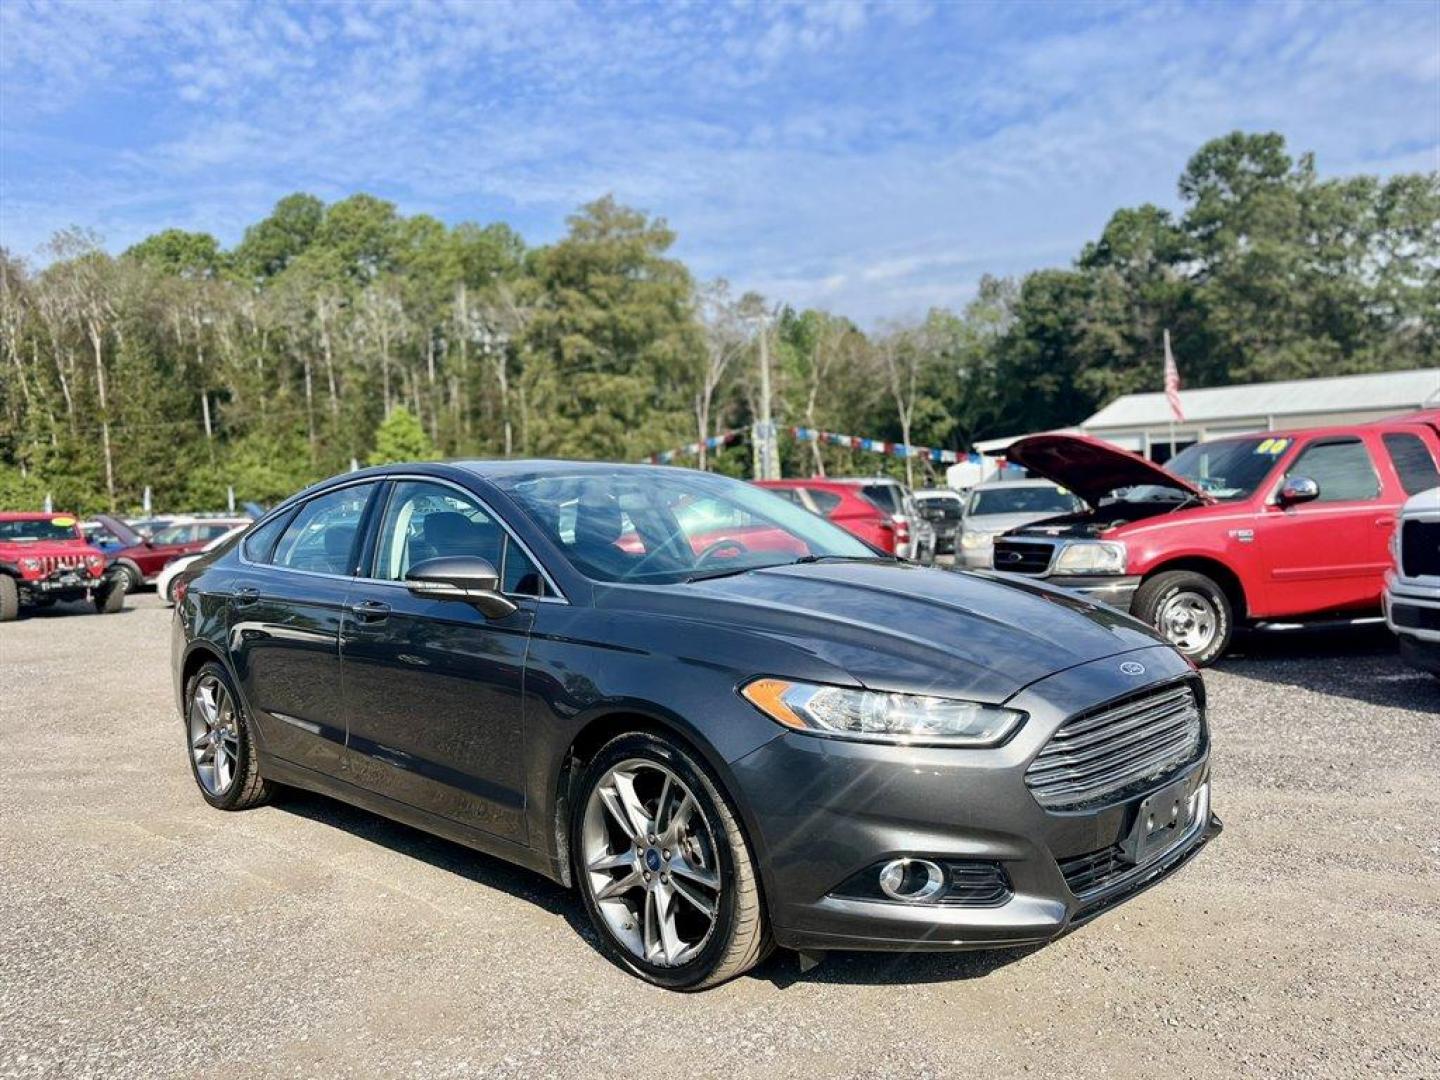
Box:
[1255,435,1394,615]
[228,482,379,776]
[340,479,542,844]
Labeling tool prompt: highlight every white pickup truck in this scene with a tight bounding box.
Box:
[1385,486,1440,678]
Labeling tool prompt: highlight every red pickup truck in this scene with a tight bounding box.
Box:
[991,412,1440,664]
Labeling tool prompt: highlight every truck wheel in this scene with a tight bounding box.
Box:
[94,581,126,614]
[1133,570,1233,666]
[0,575,18,621]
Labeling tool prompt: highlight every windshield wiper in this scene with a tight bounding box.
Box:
[684,553,896,583]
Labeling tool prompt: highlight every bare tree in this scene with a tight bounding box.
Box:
[694,280,746,470]
[876,320,924,490]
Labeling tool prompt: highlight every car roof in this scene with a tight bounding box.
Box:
[969,479,1067,491]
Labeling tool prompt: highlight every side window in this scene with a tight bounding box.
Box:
[241,512,292,563]
[808,489,842,516]
[272,485,375,575]
[374,481,506,582]
[1382,433,1439,496]
[1286,438,1381,503]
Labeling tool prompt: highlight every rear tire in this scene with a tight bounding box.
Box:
[184,661,272,811]
[0,575,17,621]
[1133,569,1233,666]
[572,731,771,990]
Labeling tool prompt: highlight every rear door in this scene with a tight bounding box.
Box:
[339,478,545,843]
[228,483,379,776]
[1255,433,1396,614]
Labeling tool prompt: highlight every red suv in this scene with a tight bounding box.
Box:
[990,412,1440,664]
[0,512,126,620]
[753,479,903,554]
[97,514,253,592]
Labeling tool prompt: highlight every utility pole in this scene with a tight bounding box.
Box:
[752,310,779,480]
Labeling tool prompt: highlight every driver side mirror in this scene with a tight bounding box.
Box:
[405,556,518,619]
[1277,476,1320,507]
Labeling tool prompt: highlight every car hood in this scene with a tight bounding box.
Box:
[962,511,1064,536]
[0,538,95,557]
[609,561,1167,703]
[1006,434,1209,507]
[93,514,145,547]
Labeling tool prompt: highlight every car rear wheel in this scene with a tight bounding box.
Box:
[573,731,770,990]
[1133,569,1233,666]
[0,575,17,621]
[185,662,272,811]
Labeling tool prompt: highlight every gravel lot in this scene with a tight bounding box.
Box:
[2,591,1437,1079]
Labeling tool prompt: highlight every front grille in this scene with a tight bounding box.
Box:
[1058,845,1126,895]
[1401,520,1440,578]
[991,540,1054,574]
[38,555,88,576]
[1025,683,1203,810]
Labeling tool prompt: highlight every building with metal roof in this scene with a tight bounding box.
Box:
[974,368,1439,464]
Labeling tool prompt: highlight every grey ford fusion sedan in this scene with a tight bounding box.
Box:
[171,461,1220,989]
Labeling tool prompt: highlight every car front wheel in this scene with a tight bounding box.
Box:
[1133,569,1234,666]
[573,731,770,990]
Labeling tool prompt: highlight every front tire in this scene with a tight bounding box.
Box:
[94,579,126,614]
[184,661,272,811]
[573,731,770,990]
[1133,569,1234,666]
[0,575,17,621]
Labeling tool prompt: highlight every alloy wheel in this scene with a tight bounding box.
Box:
[580,758,722,968]
[188,674,240,796]
[1158,590,1218,655]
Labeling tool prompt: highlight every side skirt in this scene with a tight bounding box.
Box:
[260,754,563,885]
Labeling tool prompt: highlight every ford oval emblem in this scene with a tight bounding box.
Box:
[1119,661,1146,676]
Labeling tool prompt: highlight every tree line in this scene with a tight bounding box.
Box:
[1,131,1435,512]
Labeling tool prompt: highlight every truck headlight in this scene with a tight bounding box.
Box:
[742,678,1025,747]
[960,530,990,549]
[18,556,41,573]
[1053,540,1128,575]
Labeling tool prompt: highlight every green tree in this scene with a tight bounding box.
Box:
[367,406,436,465]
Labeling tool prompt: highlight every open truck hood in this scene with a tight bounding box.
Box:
[1006,434,1210,507]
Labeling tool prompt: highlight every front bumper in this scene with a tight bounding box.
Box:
[20,569,115,598]
[1052,574,1141,611]
[1385,581,1440,675]
[731,646,1218,952]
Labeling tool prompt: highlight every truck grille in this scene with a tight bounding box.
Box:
[991,540,1053,574]
[38,555,89,576]
[1401,520,1440,578]
[1025,683,1203,810]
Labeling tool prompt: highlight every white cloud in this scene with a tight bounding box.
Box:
[0,0,1435,323]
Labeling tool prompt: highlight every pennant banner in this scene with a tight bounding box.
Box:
[790,427,982,466]
[644,428,746,465]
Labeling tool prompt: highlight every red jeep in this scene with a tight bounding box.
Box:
[0,512,126,621]
[991,412,1440,664]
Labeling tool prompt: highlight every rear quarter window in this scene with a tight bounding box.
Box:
[807,489,842,515]
[241,511,295,564]
[1382,432,1439,496]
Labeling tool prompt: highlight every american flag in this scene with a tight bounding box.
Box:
[1163,329,1184,422]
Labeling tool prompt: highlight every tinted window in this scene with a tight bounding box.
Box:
[807,489,842,515]
[372,481,546,596]
[272,485,374,574]
[1382,433,1439,496]
[860,484,902,514]
[1287,439,1380,502]
[242,512,292,564]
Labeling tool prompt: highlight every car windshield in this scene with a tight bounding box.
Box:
[1163,437,1285,500]
[0,517,79,542]
[495,469,878,584]
[968,486,1080,516]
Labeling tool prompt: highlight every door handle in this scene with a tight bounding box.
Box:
[350,599,391,623]
[232,586,260,607]
[1375,516,1394,528]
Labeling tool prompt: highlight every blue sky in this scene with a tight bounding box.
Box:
[2,0,1437,322]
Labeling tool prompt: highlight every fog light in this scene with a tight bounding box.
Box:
[877,858,945,903]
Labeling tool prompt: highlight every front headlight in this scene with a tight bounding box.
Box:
[18,556,41,572]
[741,678,1025,747]
[959,530,991,549]
[1052,540,1127,575]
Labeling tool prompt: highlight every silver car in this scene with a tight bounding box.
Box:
[959,480,1083,569]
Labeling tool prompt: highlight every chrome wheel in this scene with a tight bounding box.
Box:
[581,758,722,968]
[1158,590,1218,655]
[188,674,240,796]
